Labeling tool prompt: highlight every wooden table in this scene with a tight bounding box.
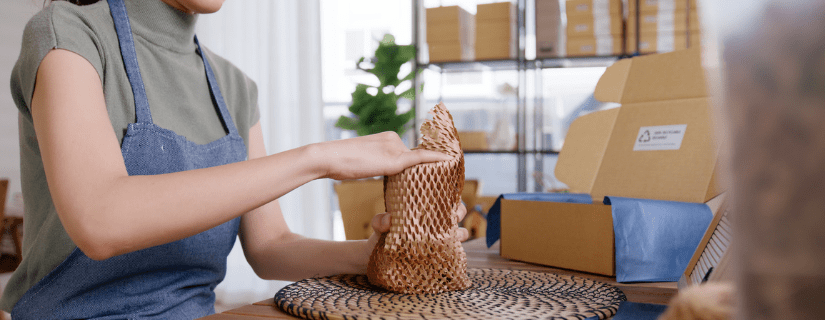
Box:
[201,238,677,319]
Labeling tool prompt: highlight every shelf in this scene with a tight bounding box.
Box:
[421,59,520,73]
[419,56,622,73]
[536,55,624,69]
[464,150,560,155]
[412,0,604,192]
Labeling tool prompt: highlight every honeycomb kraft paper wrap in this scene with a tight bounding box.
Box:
[366,102,472,294]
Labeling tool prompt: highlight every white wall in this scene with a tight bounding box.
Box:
[0,1,40,212]
[196,0,329,308]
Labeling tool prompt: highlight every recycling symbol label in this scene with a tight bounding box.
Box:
[633,124,688,151]
[638,130,651,143]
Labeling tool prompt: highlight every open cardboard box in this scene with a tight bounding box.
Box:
[500,48,723,276]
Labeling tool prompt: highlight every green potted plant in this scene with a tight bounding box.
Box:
[335,34,420,137]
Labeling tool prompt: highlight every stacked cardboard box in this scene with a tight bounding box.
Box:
[500,48,722,275]
[625,0,701,54]
[565,0,624,57]
[426,6,475,63]
[475,2,517,60]
[535,0,562,58]
[457,131,490,151]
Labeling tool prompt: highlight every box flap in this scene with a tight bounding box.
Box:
[563,48,723,203]
[704,157,723,202]
[593,58,632,103]
[594,48,708,104]
[555,107,620,194]
[590,98,720,203]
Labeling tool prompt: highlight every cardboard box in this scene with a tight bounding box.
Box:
[477,20,514,40]
[566,0,622,16]
[628,0,696,14]
[566,35,623,57]
[426,6,475,62]
[689,31,701,48]
[500,48,723,275]
[566,13,623,37]
[458,131,489,151]
[563,48,721,203]
[535,0,562,58]
[475,2,516,60]
[627,9,699,35]
[626,30,700,54]
[501,199,615,275]
[476,41,516,60]
[476,1,515,20]
[426,6,475,42]
[334,179,385,240]
[428,43,474,63]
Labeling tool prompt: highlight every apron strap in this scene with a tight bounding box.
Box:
[195,36,240,136]
[109,0,152,124]
[108,0,240,136]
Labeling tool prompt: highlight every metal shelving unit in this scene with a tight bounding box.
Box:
[411,0,620,192]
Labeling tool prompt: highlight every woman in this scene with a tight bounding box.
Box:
[2,0,467,318]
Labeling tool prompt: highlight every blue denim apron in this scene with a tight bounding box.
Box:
[11,0,247,318]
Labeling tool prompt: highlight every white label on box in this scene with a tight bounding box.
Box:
[575,4,589,12]
[594,15,611,35]
[575,23,589,32]
[640,40,651,50]
[596,36,613,55]
[593,0,610,16]
[657,32,676,52]
[656,0,676,11]
[633,124,688,151]
[657,0,677,34]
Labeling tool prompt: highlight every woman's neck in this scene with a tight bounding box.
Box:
[125,0,199,53]
[157,0,224,15]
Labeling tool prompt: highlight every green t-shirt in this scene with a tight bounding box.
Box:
[2,0,260,310]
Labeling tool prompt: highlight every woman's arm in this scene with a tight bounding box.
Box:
[240,124,469,280]
[236,123,370,280]
[32,49,450,261]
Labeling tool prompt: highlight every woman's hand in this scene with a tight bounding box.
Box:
[366,201,470,254]
[314,132,452,181]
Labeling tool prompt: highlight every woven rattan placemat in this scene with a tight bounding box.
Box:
[274,268,626,319]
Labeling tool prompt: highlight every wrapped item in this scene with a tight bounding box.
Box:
[367,102,472,294]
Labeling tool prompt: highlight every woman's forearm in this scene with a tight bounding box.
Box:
[243,233,373,281]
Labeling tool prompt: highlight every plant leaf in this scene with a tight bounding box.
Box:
[335,115,360,130]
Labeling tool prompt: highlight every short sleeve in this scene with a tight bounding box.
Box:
[247,77,260,127]
[10,2,106,119]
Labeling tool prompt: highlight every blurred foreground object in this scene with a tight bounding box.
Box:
[712,0,825,318]
[659,282,735,320]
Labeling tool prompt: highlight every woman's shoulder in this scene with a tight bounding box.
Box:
[24,1,112,40]
[200,46,258,101]
[21,1,113,66]
[13,1,112,114]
